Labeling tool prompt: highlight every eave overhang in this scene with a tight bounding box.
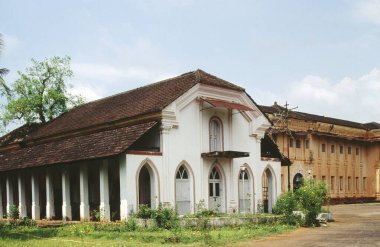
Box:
[201,151,249,158]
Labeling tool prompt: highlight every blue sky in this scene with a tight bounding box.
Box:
[1,0,380,123]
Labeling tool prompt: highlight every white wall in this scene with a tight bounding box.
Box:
[122,84,281,214]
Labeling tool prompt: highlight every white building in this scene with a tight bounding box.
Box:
[0,70,282,221]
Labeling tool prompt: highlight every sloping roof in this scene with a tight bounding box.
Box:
[259,104,379,130]
[0,121,157,172]
[0,69,248,172]
[28,69,245,141]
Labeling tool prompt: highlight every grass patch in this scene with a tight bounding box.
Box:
[0,221,296,246]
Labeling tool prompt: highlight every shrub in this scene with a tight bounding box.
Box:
[8,205,19,221]
[19,217,37,227]
[136,204,154,219]
[273,178,327,226]
[154,205,178,229]
[296,179,327,226]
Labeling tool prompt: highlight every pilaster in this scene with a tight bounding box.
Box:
[18,174,27,218]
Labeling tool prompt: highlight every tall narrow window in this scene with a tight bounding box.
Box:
[305,140,310,149]
[363,177,367,191]
[210,118,223,152]
[330,176,335,192]
[296,139,301,148]
[347,176,351,191]
[348,146,351,155]
[322,144,326,152]
[339,145,343,154]
[355,177,359,192]
[331,145,335,153]
[289,138,293,148]
[356,147,360,156]
[339,176,343,191]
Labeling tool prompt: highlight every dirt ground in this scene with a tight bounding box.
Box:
[239,203,380,247]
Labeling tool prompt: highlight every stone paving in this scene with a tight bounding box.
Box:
[240,203,380,247]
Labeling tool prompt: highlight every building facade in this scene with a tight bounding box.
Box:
[0,70,281,221]
[260,103,380,202]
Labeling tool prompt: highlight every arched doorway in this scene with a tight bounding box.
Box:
[293,173,303,191]
[239,168,252,213]
[262,167,275,213]
[209,165,224,212]
[138,164,157,208]
[175,165,191,215]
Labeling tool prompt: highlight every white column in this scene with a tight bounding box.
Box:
[79,163,89,220]
[99,159,110,221]
[31,172,40,220]
[46,171,55,220]
[119,155,129,220]
[160,125,171,207]
[0,182,3,220]
[6,176,14,216]
[62,168,72,221]
[18,174,27,218]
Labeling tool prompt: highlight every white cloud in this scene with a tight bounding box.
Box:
[354,0,380,25]
[70,35,179,102]
[281,68,380,123]
[2,34,24,56]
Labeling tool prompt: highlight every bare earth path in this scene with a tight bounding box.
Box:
[239,203,380,247]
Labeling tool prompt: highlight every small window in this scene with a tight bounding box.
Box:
[296,139,301,149]
[322,144,326,152]
[355,177,359,191]
[322,176,326,183]
[348,146,351,155]
[331,145,335,153]
[330,176,335,191]
[347,177,351,191]
[305,140,310,149]
[339,145,343,154]
[215,183,220,197]
[356,147,359,156]
[339,176,343,191]
[289,138,293,148]
[363,177,366,191]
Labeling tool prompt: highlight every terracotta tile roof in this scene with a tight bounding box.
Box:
[259,104,379,130]
[28,69,245,140]
[0,69,247,172]
[0,121,157,172]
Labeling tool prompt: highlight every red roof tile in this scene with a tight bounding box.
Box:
[0,121,157,172]
[28,69,245,140]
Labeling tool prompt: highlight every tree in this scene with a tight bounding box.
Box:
[0,33,9,85]
[0,56,84,126]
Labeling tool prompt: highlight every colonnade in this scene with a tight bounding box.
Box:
[0,159,113,221]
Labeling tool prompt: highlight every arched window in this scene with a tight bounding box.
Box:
[209,118,223,152]
[239,169,251,213]
[209,166,223,211]
[175,165,191,215]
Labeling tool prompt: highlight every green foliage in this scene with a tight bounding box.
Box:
[154,204,178,229]
[136,204,155,219]
[0,33,9,85]
[273,178,327,226]
[296,179,327,226]
[0,56,85,126]
[8,205,19,222]
[18,217,37,227]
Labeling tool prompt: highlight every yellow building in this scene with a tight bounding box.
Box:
[260,103,380,203]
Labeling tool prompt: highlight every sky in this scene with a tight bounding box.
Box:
[1,0,380,124]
